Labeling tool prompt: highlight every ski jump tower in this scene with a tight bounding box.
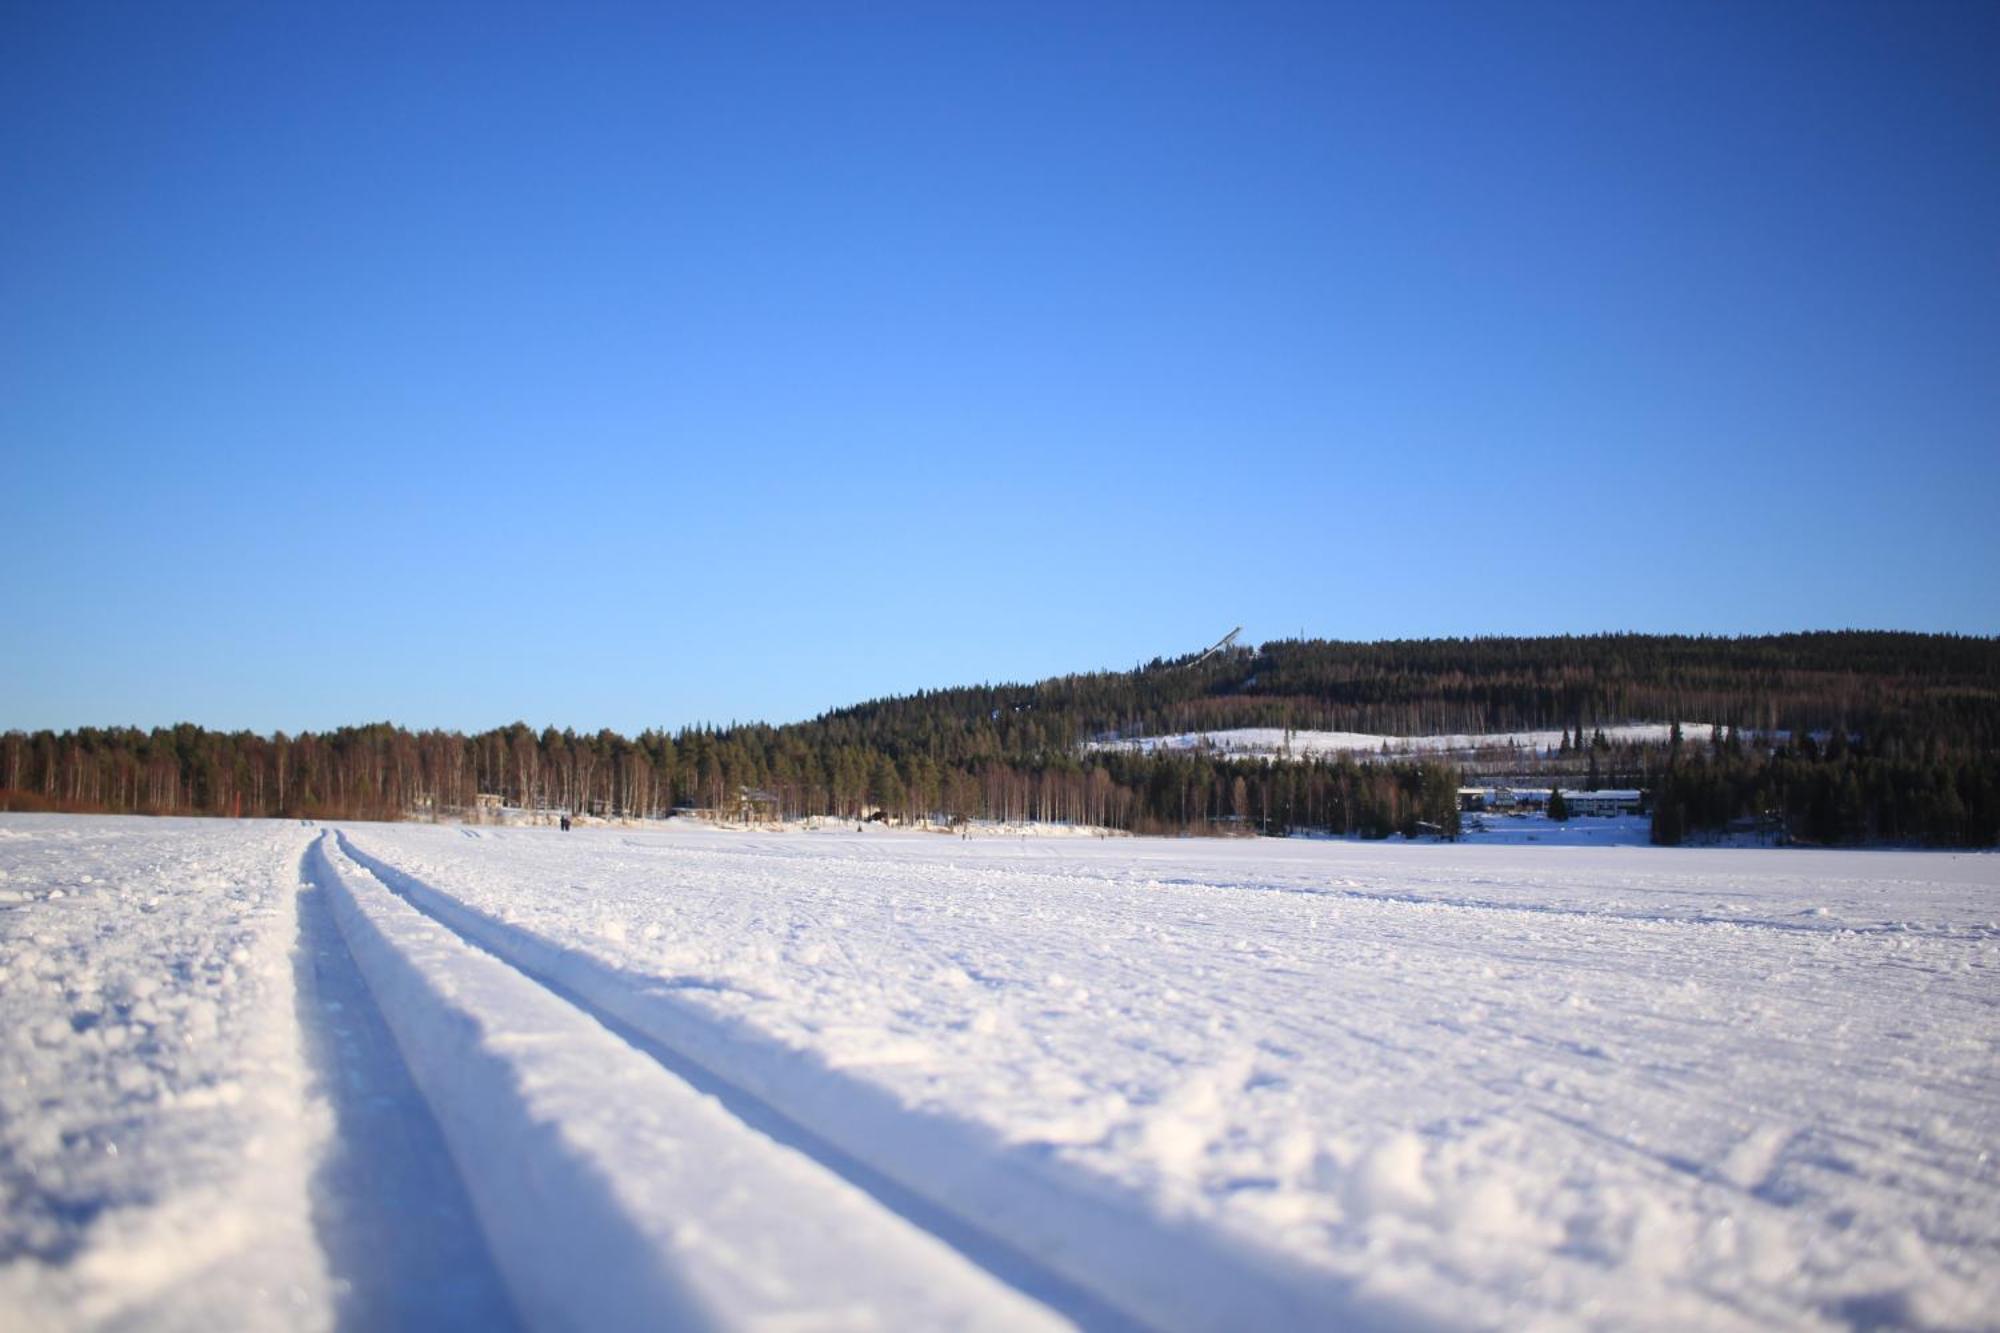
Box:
[1187,627,1242,669]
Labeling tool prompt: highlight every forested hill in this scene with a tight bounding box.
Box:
[801,631,2000,760]
[4,632,1997,844]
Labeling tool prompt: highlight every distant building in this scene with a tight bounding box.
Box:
[737,787,781,824]
[1464,787,1644,816]
[1564,789,1642,817]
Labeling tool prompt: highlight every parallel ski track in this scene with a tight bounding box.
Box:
[330,831,1148,1333]
[295,841,523,1331]
[331,830,1385,1333]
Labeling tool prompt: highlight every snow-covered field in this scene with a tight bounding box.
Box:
[1090,723,1719,762]
[3,816,1995,1331]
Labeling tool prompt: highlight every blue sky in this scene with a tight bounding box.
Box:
[5,1,1996,735]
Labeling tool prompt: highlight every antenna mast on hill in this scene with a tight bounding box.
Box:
[1186,626,1243,669]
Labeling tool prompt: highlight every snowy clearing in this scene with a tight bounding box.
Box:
[2,815,1996,1331]
[1089,723,1719,761]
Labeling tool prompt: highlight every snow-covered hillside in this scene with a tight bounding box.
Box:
[1089,722,1719,761]
[2,815,1995,1330]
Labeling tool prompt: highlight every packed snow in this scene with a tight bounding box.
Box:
[1454,811,1658,848]
[1090,723,1719,761]
[3,814,1996,1331]
[0,819,330,1329]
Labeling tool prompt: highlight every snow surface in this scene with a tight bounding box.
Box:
[1454,812,1657,848]
[1090,723,1719,761]
[3,813,1997,1331]
[0,819,330,1330]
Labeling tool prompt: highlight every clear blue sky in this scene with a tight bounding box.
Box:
[5,1,1996,736]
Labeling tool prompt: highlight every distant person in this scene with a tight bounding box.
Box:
[560,814,571,832]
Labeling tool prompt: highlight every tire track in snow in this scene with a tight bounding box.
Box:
[334,830,1405,1333]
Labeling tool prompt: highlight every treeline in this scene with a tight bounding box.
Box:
[1089,753,1461,838]
[4,631,1993,842]
[0,722,1458,838]
[802,630,1999,845]
[813,631,2000,758]
[1650,728,2000,848]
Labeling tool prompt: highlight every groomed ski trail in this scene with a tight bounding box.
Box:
[309,831,1071,1333]
[330,830,1400,1333]
[293,851,521,1330]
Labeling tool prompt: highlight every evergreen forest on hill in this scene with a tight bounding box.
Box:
[5,632,1997,846]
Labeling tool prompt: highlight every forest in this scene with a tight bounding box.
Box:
[3,632,1995,844]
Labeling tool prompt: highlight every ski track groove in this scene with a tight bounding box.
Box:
[307,834,739,1331]
[330,829,1390,1333]
[293,843,524,1332]
[329,831,1151,1333]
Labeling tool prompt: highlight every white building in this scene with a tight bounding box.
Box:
[1464,787,1644,816]
[1562,789,1643,817]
